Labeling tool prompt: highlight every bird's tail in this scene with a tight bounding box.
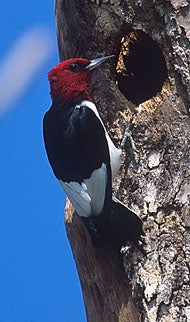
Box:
[81,216,106,248]
[81,196,144,250]
[107,196,144,249]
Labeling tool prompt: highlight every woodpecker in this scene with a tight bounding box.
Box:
[43,55,143,248]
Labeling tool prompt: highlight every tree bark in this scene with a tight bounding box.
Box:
[55,1,190,321]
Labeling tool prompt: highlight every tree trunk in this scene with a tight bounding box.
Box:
[55,1,190,321]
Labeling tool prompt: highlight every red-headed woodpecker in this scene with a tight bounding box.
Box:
[43,56,143,248]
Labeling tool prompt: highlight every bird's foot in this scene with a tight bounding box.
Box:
[119,108,141,173]
[120,104,142,149]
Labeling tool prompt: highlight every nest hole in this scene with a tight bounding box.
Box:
[116,29,168,105]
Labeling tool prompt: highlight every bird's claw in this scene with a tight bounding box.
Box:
[119,111,139,172]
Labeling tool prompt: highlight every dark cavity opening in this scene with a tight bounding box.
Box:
[116,29,168,105]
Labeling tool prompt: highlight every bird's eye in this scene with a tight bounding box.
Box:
[69,63,81,72]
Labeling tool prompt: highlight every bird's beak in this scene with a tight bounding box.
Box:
[85,55,115,71]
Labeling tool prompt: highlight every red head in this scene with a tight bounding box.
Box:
[48,55,114,104]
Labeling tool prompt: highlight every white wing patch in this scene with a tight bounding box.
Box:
[60,180,91,217]
[106,134,121,177]
[80,100,121,177]
[84,163,107,215]
[59,163,107,217]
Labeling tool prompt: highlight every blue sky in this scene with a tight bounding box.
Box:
[0,1,86,321]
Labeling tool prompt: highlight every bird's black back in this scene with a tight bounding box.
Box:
[43,101,111,182]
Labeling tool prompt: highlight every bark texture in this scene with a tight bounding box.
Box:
[55,1,190,321]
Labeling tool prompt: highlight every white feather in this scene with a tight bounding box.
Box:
[84,163,107,215]
[59,163,107,217]
[79,100,122,177]
[106,134,121,177]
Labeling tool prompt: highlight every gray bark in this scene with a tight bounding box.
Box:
[55,1,190,321]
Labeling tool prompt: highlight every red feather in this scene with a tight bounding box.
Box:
[48,58,92,104]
